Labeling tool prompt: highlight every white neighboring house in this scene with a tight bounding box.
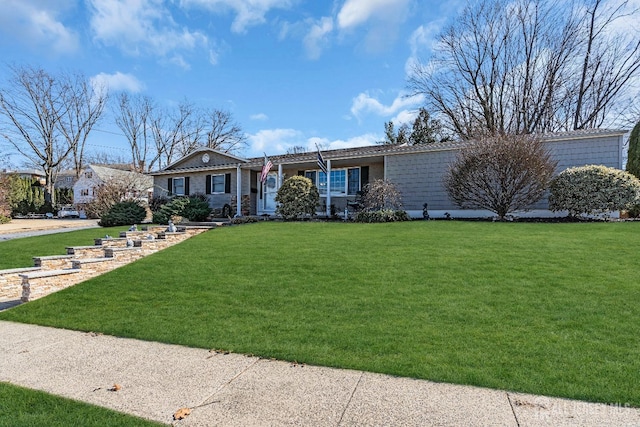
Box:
[73,164,153,210]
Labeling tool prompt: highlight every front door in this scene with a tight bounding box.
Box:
[262,171,278,213]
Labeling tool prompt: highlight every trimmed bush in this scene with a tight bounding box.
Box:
[98,201,147,227]
[152,197,189,224]
[444,134,556,219]
[151,195,212,224]
[626,119,640,179]
[181,194,211,222]
[354,209,410,223]
[549,165,640,217]
[275,176,319,220]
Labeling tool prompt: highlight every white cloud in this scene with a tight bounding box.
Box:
[310,133,380,151]
[303,17,334,60]
[0,0,79,54]
[250,113,269,121]
[247,128,381,157]
[336,0,412,53]
[405,21,445,74]
[180,0,294,33]
[89,0,208,61]
[350,91,424,121]
[391,109,418,126]
[91,72,144,93]
[248,128,304,154]
[337,0,411,30]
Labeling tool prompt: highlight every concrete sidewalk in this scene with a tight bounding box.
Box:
[1,321,638,426]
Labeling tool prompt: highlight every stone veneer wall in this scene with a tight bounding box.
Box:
[0,227,210,302]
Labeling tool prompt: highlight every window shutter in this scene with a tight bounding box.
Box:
[167,178,173,196]
[360,166,369,188]
[205,175,211,194]
[185,177,190,195]
[224,173,231,193]
[297,170,304,176]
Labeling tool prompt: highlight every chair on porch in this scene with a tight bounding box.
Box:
[346,191,363,214]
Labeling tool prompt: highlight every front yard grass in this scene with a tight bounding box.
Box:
[1,221,638,406]
[0,382,163,427]
[0,226,124,269]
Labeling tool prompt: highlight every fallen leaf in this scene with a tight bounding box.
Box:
[173,407,191,420]
[108,384,121,392]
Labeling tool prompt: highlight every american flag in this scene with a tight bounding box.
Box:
[317,149,328,174]
[260,154,273,183]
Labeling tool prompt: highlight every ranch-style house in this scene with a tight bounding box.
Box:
[150,129,627,219]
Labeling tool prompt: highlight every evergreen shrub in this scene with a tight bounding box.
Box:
[275,176,319,220]
[98,201,147,227]
[549,165,640,217]
[354,209,410,223]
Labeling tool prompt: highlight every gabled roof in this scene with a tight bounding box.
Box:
[162,147,248,170]
[85,165,153,187]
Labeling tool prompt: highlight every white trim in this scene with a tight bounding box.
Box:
[172,176,186,196]
[406,209,621,219]
[161,147,248,171]
[210,173,226,194]
[236,164,242,217]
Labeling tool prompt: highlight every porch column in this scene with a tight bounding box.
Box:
[278,163,283,188]
[326,159,331,217]
[236,164,242,217]
[383,155,388,180]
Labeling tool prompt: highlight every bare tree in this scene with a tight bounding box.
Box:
[150,103,247,169]
[151,100,203,168]
[114,93,154,172]
[571,0,640,130]
[83,173,151,218]
[361,179,404,211]
[204,109,247,152]
[286,146,308,154]
[409,0,640,138]
[59,72,108,179]
[444,134,557,219]
[0,65,71,204]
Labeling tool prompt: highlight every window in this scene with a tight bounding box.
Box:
[172,177,185,195]
[347,168,360,195]
[306,167,361,196]
[305,171,316,186]
[80,189,89,196]
[85,172,92,179]
[211,174,225,193]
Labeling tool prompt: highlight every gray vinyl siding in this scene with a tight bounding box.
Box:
[153,169,247,209]
[386,149,457,210]
[386,134,623,212]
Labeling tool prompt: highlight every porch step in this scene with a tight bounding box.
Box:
[19,269,83,302]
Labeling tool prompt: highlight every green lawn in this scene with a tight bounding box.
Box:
[0,226,124,269]
[1,221,639,406]
[0,382,163,427]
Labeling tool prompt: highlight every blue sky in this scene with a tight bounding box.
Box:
[0,0,466,164]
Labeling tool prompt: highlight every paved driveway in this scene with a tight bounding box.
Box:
[0,219,100,240]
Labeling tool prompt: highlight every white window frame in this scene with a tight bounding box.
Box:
[211,174,226,194]
[312,167,361,196]
[172,177,185,196]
